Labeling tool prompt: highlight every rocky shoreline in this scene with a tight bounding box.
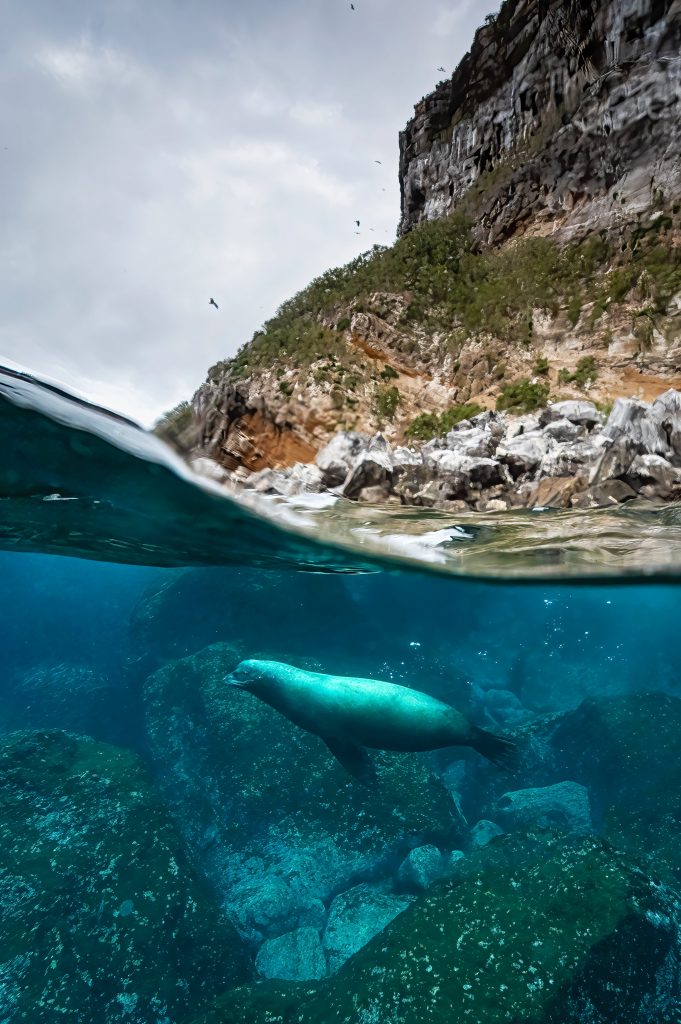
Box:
[222,389,681,512]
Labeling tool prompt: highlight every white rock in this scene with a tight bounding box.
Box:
[315,432,371,486]
[496,432,551,476]
[541,401,602,428]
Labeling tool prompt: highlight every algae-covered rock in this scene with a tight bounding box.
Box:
[0,730,247,1024]
[143,643,458,943]
[322,883,413,975]
[191,833,681,1024]
[255,927,326,982]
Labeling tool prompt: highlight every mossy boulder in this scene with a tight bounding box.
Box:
[143,643,458,943]
[467,694,681,891]
[0,730,247,1023]
[191,833,681,1024]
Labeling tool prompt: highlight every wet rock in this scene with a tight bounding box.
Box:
[143,644,458,944]
[341,437,393,499]
[540,400,602,428]
[425,450,506,489]
[651,388,681,460]
[603,398,671,458]
[496,781,592,834]
[445,426,497,458]
[589,435,639,485]
[255,927,326,982]
[0,730,247,1024]
[315,432,370,487]
[497,432,550,477]
[322,883,412,975]
[196,834,681,1024]
[355,483,394,503]
[542,417,585,442]
[469,818,504,848]
[396,844,443,891]
[572,479,638,508]
[627,454,681,498]
[539,438,603,478]
[523,475,583,509]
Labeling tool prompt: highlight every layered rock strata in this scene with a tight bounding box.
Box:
[399,0,681,240]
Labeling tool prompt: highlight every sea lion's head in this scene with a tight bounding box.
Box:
[225,659,270,694]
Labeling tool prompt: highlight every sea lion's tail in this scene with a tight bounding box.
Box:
[470,727,518,771]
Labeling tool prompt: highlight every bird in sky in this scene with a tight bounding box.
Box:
[374,159,382,164]
[350,3,355,8]
[437,66,446,73]
[209,298,219,310]
[355,219,360,227]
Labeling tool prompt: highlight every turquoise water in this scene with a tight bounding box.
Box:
[3,366,681,1023]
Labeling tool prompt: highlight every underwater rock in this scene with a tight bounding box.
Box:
[322,883,412,976]
[192,833,681,1024]
[396,844,444,891]
[2,663,123,744]
[496,781,593,834]
[255,926,326,982]
[143,643,458,944]
[469,818,504,848]
[0,730,247,1024]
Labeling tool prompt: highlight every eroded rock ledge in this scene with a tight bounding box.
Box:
[222,389,681,511]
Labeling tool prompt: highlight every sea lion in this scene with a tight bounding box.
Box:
[227,659,516,781]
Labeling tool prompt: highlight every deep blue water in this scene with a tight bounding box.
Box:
[3,366,681,1024]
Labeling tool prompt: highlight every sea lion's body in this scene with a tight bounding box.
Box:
[228,659,515,779]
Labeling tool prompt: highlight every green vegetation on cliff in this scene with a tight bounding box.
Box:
[205,210,680,390]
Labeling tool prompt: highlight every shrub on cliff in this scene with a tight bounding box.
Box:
[405,403,483,440]
[496,378,549,413]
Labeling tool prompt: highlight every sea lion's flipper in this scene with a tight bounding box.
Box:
[324,737,376,784]
[470,727,518,772]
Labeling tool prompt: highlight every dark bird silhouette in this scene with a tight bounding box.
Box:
[355,219,360,227]
[209,298,219,310]
[374,159,382,164]
[437,66,446,73]
[350,3,355,8]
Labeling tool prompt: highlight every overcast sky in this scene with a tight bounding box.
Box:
[1,0,495,425]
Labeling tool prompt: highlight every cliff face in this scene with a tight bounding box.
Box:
[399,0,681,241]
[177,0,681,473]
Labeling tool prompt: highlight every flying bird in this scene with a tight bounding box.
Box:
[374,159,382,164]
[209,298,219,310]
[437,66,446,73]
[350,3,355,8]
[355,219,360,227]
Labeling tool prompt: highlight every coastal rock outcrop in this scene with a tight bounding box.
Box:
[237,389,681,511]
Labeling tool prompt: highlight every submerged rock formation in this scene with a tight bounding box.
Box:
[399,0,681,240]
[0,730,247,1024]
[191,832,681,1024]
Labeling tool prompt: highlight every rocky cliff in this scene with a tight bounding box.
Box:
[400,0,681,241]
[160,0,681,473]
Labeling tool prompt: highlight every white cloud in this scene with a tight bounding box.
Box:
[0,1,486,425]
